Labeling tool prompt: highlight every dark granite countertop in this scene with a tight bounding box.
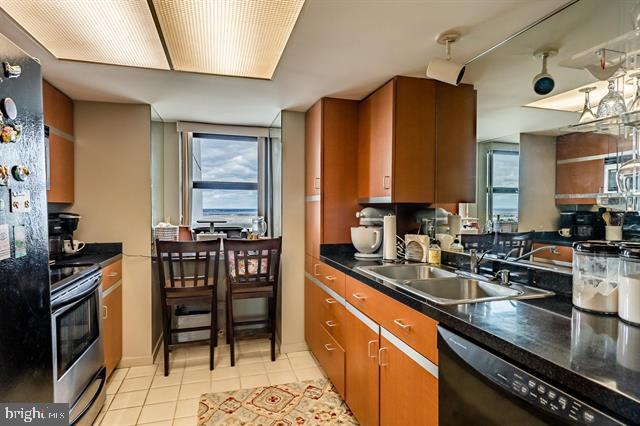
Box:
[50,242,122,268]
[532,231,586,247]
[319,246,640,424]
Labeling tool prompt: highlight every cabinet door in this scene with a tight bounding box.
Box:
[359,80,393,201]
[305,200,320,259]
[103,284,123,377]
[379,332,438,426]
[435,82,476,203]
[305,100,322,196]
[345,306,380,426]
[315,324,346,398]
[47,134,74,203]
[304,278,317,350]
[555,160,602,205]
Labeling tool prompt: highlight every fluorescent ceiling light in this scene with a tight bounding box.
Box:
[0,0,169,70]
[524,80,635,113]
[151,0,305,79]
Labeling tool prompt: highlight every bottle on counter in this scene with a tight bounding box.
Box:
[428,239,442,264]
[449,238,464,253]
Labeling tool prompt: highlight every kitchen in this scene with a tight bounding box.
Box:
[0,0,639,425]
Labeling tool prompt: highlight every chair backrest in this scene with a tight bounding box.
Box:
[223,238,282,290]
[155,239,221,291]
[494,231,534,258]
[460,233,494,252]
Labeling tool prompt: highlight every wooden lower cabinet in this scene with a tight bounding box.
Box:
[345,306,380,426]
[379,332,439,426]
[103,283,123,377]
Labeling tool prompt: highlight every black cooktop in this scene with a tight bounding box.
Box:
[49,263,99,292]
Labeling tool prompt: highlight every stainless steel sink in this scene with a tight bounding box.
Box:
[356,264,554,305]
[357,264,457,283]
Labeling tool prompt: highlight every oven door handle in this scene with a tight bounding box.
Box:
[51,276,101,313]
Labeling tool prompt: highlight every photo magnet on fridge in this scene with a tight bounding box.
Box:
[13,225,26,258]
[0,224,9,261]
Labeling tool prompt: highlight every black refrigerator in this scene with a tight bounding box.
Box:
[0,32,53,402]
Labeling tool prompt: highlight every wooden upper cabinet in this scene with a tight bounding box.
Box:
[304,98,359,256]
[305,200,320,259]
[43,80,75,204]
[47,134,74,203]
[435,82,477,204]
[357,76,476,204]
[43,80,74,136]
[305,100,322,196]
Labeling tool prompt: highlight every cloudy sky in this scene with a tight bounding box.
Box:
[193,136,258,212]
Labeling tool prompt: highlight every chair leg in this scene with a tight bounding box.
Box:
[227,293,235,367]
[213,290,219,348]
[269,297,276,362]
[163,306,171,376]
[209,294,216,371]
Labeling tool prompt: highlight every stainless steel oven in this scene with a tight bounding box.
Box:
[437,326,625,425]
[51,270,105,425]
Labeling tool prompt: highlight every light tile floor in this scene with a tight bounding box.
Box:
[94,339,325,425]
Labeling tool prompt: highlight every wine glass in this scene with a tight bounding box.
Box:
[628,72,640,112]
[578,86,597,123]
[597,78,627,118]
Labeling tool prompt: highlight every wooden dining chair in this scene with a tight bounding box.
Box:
[223,238,282,366]
[155,239,220,376]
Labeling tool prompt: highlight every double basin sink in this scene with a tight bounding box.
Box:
[356,264,554,305]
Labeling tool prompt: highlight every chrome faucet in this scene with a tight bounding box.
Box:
[493,269,511,286]
[508,245,559,262]
[469,249,491,274]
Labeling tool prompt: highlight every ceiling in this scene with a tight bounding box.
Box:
[0,0,571,126]
[468,0,640,142]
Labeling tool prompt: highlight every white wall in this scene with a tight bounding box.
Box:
[518,133,560,231]
[279,111,307,353]
[73,101,154,365]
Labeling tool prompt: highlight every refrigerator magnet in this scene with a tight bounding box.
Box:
[11,165,29,182]
[1,125,17,143]
[0,224,9,261]
[0,165,9,185]
[13,225,26,258]
[3,62,21,79]
[1,98,17,120]
[10,190,30,212]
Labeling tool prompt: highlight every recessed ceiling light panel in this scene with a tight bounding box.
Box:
[0,0,169,69]
[151,0,305,79]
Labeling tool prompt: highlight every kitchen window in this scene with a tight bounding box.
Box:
[191,133,263,228]
[487,150,519,224]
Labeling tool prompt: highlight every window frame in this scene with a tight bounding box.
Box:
[486,149,519,223]
[190,132,265,226]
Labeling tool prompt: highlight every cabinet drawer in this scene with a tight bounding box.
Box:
[315,261,346,298]
[102,260,122,291]
[346,275,438,365]
[317,286,347,348]
[315,323,346,398]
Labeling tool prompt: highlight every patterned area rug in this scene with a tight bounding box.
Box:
[198,378,359,425]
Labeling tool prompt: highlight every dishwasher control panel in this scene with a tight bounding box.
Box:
[439,326,626,426]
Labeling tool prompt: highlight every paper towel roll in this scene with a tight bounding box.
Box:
[448,214,462,237]
[383,215,397,261]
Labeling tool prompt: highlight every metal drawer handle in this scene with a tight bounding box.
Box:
[313,264,320,276]
[325,298,337,304]
[102,305,108,320]
[325,320,337,328]
[393,319,411,329]
[367,340,378,359]
[378,347,388,366]
[324,343,336,352]
[352,293,366,301]
[325,275,336,281]
[108,272,119,278]
[314,177,321,189]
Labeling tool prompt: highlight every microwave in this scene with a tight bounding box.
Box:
[603,162,618,193]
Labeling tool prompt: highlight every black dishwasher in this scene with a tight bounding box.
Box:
[437,326,626,425]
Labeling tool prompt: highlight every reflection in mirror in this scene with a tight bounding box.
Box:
[440,0,640,270]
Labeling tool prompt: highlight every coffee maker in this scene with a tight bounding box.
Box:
[48,212,81,257]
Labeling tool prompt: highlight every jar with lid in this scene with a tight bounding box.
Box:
[572,241,619,314]
[619,247,640,324]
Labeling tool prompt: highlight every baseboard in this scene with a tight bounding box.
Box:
[279,341,309,354]
[118,354,156,368]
